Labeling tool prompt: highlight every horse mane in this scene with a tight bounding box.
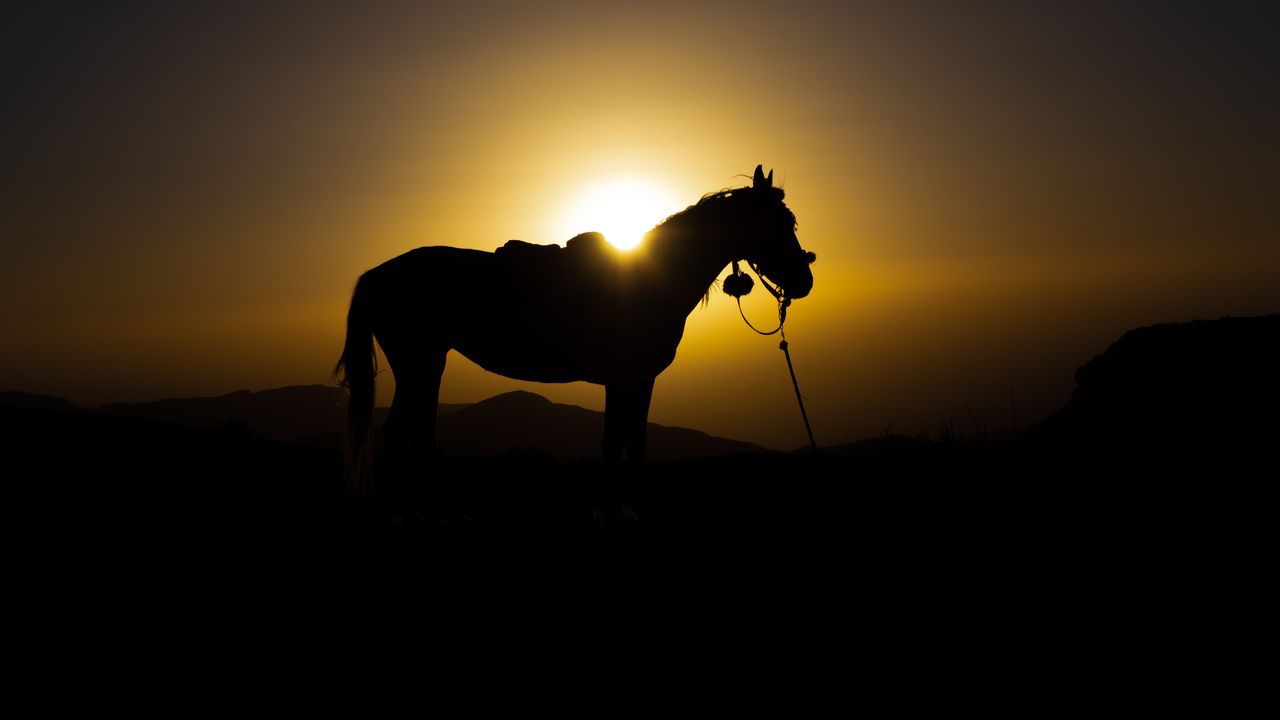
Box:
[654,187,797,237]
[646,185,797,305]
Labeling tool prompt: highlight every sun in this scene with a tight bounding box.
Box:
[558,179,682,250]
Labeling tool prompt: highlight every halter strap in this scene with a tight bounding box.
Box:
[747,260,785,302]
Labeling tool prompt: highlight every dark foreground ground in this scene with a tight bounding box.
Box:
[5,404,1268,698]
[3,401,1265,567]
[3,399,1270,674]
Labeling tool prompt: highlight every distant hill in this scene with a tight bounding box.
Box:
[0,392,78,412]
[98,385,344,443]
[1,385,762,461]
[436,390,765,462]
[1,386,467,447]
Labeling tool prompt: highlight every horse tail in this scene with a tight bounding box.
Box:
[334,274,377,496]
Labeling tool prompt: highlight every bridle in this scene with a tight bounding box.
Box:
[731,260,789,336]
[725,254,811,335]
[723,258,818,453]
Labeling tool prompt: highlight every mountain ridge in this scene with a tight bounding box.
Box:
[0,385,765,462]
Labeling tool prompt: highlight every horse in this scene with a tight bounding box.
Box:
[334,165,815,519]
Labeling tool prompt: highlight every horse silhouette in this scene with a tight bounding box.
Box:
[335,165,815,518]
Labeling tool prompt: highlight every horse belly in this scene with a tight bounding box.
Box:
[454,310,682,385]
[453,328,600,384]
[448,295,608,383]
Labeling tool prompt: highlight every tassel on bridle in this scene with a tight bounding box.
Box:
[721,260,754,298]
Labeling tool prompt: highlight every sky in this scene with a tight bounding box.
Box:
[3,2,1277,449]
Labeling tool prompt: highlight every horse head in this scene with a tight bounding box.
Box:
[735,165,815,300]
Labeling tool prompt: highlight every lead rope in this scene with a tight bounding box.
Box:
[779,326,818,454]
[733,264,819,453]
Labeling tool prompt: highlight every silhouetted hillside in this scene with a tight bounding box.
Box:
[95,385,466,446]
[437,390,765,461]
[1,385,763,460]
[0,391,77,412]
[98,385,345,442]
[1027,314,1279,468]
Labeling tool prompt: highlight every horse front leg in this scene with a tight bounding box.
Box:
[598,385,625,523]
[601,377,655,523]
[623,377,655,467]
[621,377,654,521]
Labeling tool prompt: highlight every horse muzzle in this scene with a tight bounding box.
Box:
[784,276,812,300]
[785,250,816,299]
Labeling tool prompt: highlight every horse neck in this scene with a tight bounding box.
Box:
[647,215,737,312]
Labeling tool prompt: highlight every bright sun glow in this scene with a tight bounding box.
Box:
[558,179,682,250]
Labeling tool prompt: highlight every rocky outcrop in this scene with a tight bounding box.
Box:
[1028,315,1279,468]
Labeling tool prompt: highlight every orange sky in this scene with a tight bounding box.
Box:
[4,3,1277,448]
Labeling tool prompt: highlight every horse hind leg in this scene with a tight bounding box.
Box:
[381,343,449,522]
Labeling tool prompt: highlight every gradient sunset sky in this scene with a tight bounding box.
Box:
[4,2,1277,448]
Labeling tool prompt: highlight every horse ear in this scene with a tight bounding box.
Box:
[766,169,773,186]
[753,164,766,188]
